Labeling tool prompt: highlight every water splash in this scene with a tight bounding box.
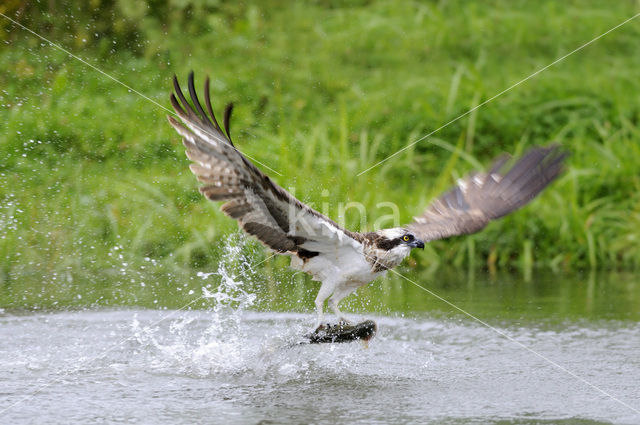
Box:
[199,232,258,336]
[130,234,278,376]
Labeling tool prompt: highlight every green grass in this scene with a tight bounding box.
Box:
[2,0,640,309]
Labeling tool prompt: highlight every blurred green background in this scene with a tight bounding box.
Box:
[1,0,639,313]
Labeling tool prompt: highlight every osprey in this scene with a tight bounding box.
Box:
[167,72,566,330]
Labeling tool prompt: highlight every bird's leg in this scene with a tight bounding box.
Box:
[313,281,335,331]
[328,285,357,325]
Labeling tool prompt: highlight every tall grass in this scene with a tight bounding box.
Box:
[2,0,640,308]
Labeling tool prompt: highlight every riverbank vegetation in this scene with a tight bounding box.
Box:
[2,0,640,309]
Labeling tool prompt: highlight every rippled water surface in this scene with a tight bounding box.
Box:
[2,238,640,424]
[1,308,639,424]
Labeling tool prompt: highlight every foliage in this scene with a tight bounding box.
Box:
[1,0,640,308]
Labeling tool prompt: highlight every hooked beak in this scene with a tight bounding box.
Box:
[409,239,425,249]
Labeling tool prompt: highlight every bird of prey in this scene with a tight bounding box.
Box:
[167,72,566,330]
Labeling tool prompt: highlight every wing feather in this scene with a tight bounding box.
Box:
[167,72,363,256]
[407,145,567,242]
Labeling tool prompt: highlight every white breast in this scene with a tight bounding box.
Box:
[290,246,385,286]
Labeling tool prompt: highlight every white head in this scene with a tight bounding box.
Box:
[372,228,425,266]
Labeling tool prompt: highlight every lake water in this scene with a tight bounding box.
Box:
[1,275,640,424]
[2,240,640,424]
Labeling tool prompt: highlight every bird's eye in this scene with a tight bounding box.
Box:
[402,235,410,242]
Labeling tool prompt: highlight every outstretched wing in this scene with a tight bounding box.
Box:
[167,72,363,259]
[407,145,567,242]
